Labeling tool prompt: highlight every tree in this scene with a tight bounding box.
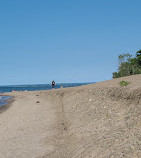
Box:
[136,50,141,66]
[113,50,141,78]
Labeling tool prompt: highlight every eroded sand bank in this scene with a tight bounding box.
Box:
[1,74,141,158]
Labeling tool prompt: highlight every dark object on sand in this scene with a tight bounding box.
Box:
[52,80,56,88]
[36,95,39,96]
[36,101,40,103]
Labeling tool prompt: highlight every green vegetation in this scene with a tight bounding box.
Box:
[119,80,130,87]
[113,50,141,78]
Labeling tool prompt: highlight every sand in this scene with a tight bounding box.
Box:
[0,74,141,158]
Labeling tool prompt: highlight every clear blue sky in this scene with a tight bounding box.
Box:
[0,0,141,85]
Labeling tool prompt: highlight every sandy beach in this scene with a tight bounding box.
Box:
[0,74,141,158]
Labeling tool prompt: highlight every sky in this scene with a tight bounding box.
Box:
[0,0,141,85]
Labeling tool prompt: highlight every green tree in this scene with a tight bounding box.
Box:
[136,50,141,66]
[113,50,141,78]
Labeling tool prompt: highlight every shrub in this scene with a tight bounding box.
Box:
[119,80,130,87]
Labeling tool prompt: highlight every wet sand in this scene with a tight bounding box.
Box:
[1,74,141,158]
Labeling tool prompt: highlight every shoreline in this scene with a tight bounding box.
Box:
[0,95,15,114]
[0,82,92,94]
[0,84,89,114]
[0,74,141,157]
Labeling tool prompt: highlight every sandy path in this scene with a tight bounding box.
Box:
[0,91,57,158]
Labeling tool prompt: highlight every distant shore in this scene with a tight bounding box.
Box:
[0,74,141,158]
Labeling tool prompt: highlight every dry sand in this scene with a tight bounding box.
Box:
[0,74,141,158]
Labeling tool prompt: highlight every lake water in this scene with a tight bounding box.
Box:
[0,96,12,107]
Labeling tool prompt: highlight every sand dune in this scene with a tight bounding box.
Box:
[1,74,141,158]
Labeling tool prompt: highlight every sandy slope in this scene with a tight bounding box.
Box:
[1,74,141,158]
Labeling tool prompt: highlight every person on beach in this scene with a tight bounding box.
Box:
[52,80,56,88]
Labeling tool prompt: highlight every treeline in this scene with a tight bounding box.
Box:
[113,50,141,78]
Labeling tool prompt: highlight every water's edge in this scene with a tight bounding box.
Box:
[0,96,13,107]
[0,83,94,93]
[0,83,94,110]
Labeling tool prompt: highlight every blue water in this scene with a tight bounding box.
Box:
[0,83,93,107]
[0,83,92,93]
[0,96,12,107]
